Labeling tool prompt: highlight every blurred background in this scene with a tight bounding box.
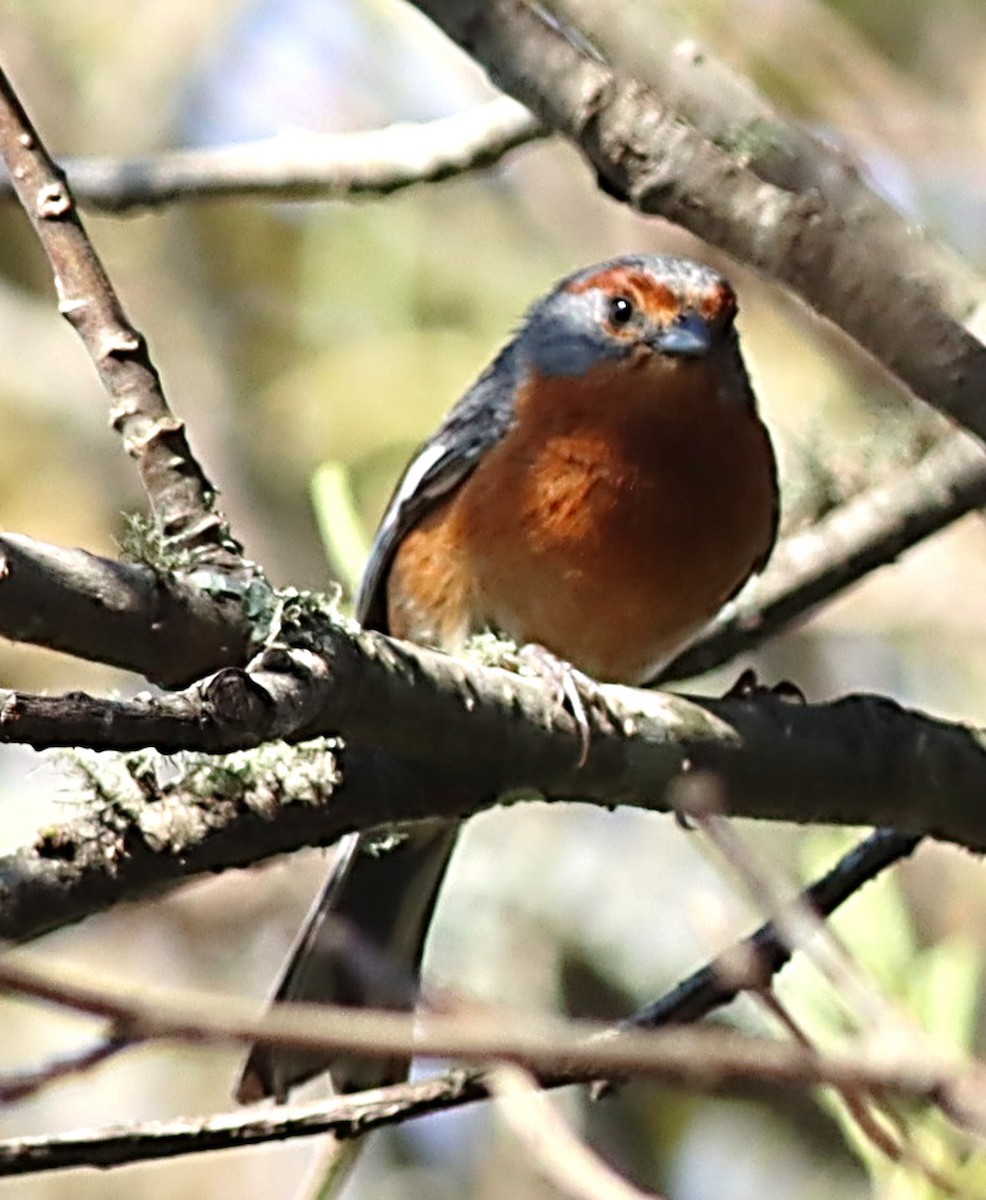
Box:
[1,0,986,1197]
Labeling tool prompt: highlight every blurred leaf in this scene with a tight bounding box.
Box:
[310,460,369,597]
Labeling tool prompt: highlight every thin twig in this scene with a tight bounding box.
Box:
[0,953,969,1116]
[757,990,960,1197]
[0,97,543,212]
[0,1006,976,1179]
[627,829,921,1031]
[0,1034,132,1104]
[0,831,921,1175]
[685,788,900,1031]
[489,1062,665,1200]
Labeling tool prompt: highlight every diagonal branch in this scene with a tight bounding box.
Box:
[0,829,920,1175]
[408,0,986,444]
[0,63,243,569]
[488,1061,666,1200]
[664,429,986,680]
[627,828,921,1030]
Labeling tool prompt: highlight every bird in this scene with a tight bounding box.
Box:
[236,253,779,1105]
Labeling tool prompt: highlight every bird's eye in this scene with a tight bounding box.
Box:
[607,295,635,328]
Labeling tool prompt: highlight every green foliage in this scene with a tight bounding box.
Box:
[779,831,985,1198]
[310,461,370,599]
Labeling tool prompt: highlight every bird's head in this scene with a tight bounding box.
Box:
[518,254,744,388]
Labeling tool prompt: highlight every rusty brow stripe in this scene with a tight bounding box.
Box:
[564,266,679,322]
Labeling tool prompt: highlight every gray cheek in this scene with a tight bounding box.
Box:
[520,291,628,379]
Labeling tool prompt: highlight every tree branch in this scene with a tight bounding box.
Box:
[5,955,956,1099]
[408,0,986,445]
[487,1061,665,1200]
[0,97,543,212]
[664,429,986,680]
[0,533,254,687]
[626,828,921,1030]
[0,1026,965,1182]
[2,414,982,694]
[0,623,976,942]
[3,635,986,844]
[0,63,243,568]
[3,417,984,699]
[0,828,919,1175]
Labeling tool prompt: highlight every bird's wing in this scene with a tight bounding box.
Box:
[355,346,520,629]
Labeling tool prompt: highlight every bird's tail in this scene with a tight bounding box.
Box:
[236,819,459,1104]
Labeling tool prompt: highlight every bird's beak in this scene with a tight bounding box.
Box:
[650,313,712,358]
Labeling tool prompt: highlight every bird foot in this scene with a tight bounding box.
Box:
[723,667,806,704]
[518,643,610,768]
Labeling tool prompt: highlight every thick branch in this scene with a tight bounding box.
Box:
[409,0,986,443]
[0,534,253,687]
[0,626,981,941]
[0,98,543,212]
[2,635,986,843]
[0,736,476,943]
[5,634,986,840]
[0,64,243,568]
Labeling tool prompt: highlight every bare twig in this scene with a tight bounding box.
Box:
[0,1041,943,1182]
[0,1079,483,1177]
[547,0,827,193]
[0,965,979,1179]
[685,802,969,1190]
[687,809,965,1191]
[757,991,960,1197]
[0,1034,131,1105]
[627,829,921,1031]
[0,63,243,568]
[0,832,920,1174]
[0,953,974,1120]
[489,1062,664,1200]
[0,97,543,212]
[686,791,900,1031]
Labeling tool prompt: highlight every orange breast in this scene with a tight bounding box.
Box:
[387,355,776,683]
